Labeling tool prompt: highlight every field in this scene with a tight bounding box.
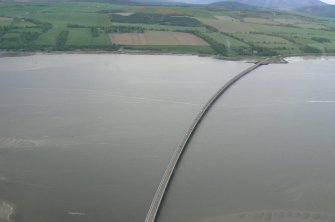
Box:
[233,33,294,46]
[243,17,327,29]
[124,45,214,54]
[0,1,335,56]
[67,28,111,46]
[35,27,67,45]
[0,16,12,26]
[110,22,208,32]
[205,32,248,54]
[111,33,146,45]
[200,18,255,33]
[110,31,209,46]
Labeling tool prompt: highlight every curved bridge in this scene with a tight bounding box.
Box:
[145,59,271,222]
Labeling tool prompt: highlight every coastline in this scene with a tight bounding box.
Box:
[0,50,260,64]
[1,50,335,64]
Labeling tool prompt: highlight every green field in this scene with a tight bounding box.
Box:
[0,1,335,56]
[66,28,111,46]
[36,27,67,45]
[233,33,294,47]
[206,32,248,48]
[0,17,12,26]
[2,32,20,38]
[28,12,111,27]
[124,45,214,54]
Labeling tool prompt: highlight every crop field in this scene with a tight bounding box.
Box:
[200,18,255,33]
[67,28,111,46]
[0,1,334,56]
[11,20,36,28]
[274,18,327,29]
[2,32,20,39]
[35,27,68,45]
[138,6,215,19]
[251,23,335,38]
[124,45,214,54]
[214,15,240,22]
[28,12,111,27]
[110,31,209,46]
[111,33,146,45]
[205,32,248,48]
[0,16,11,20]
[243,17,326,29]
[234,33,292,45]
[110,22,208,32]
[232,33,297,54]
[0,17,12,26]
[243,17,278,25]
[310,41,335,51]
[0,20,11,26]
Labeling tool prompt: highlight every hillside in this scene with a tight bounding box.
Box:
[138,0,327,9]
[4,0,328,9]
[298,5,335,18]
[207,1,260,11]
[206,0,326,9]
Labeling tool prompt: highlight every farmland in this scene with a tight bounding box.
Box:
[110,31,209,46]
[201,17,255,33]
[0,2,335,57]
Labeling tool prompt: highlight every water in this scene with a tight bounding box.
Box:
[157,57,335,222]
[0,54,250,222]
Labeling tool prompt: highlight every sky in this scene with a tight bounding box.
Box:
[320,0,335,3]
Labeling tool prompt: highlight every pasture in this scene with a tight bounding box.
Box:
[234,33,292,45]
[67,28,111,46]
[200,18,255,33]
[206,32,248,49]
[110,31,209,46]
[0,17,12,26]
[35,27,67,45]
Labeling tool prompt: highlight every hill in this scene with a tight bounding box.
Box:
[206,0,326,9]
[298,5,335,18]
[207,1,260,11]
[137,0,327,9]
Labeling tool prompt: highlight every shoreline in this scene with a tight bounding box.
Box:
[0,50,257,61]
[1,50,335,64]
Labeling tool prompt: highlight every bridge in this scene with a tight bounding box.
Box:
[144,59,271,222]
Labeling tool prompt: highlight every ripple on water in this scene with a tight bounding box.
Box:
[0,137,45,149]
[0,201,14,221]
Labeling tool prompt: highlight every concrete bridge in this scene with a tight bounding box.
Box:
[144,59,271,222]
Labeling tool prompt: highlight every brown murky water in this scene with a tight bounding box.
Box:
[0,54,250,222]
[157,57,335,222]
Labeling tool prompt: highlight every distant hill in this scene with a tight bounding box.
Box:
[73,0,133,3]
[5,0,134,3]
[206,0,326,9]
[3,0,329,10]
[207,1,260,11]
[298,5,335,18]
[137,0,327,9]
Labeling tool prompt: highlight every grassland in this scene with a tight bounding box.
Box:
[67,28,111,46]
[201,17,255,33]
[0,2,334,57]
[110,31,209,46]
